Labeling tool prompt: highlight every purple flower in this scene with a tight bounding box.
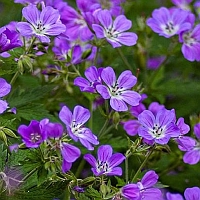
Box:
[96,67,141,112]
[122,170,162,200]
[60,142,81,173]
[0,27,22,53]
[177,123,200,164]
[146,7,191,38]
[44,122,64,139]
[84,145,125,176]
[17,4,66,43]
[166,187,200,200]
[184,187,200,200]
[18,120,48,148]
[147,56,166,70]
[92,10,138,48]
[74,66,103,93]
[77,0,124,17]
[172,0,192,10]
[179,24,200,61]
[0,78,11,114]
[137,109,180,144]
[123,102,165,138]
[59,105,99,150]
[14,0,42,4]
[60,5,93,42]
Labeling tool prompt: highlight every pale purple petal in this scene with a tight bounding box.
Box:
[113,15,132,32]
[138,127,154,140]
[122,184,140,200]
[109,153,125,168]
[40,6,60,25]
[107,167,122,176]
[74,77,91,91]
[156,109,175,127]
[138,110,155,128]
[84,154,97,168]
[62,160,72,173]
[166,192,184,200]
[85,66,100,83]
[141,170,158,188]
[117,70,137,89]
[106,37,122,48]
[101,67,116,86]
[98,145,112,162]
[96,85,111,99]
[61,142,81,163]
[45,23,66,35]
[121,90,141,106]
[0,100,8,114]
[184,187,200,200]
[183,150,200,164]
[59,105,72,127]
[177,136,196,151]
[17,22,34,36]
[22,4,40,25]
[177,117,190,135]
[110,97,128,111]
[97,10,112,29]
[116,32,138,46]
[142,188,162,200]
[92,24,105,38]
[123,120,140,136]
[0,78,11,97]
[73,105,90,125]
[194,123,200,139]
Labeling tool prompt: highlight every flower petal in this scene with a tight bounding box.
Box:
[73,105,90,125]
[97,10,112,29]
[62,160,72,173]
[61,142,81,163]
[107,167,123,176]
[92,24,105,38]
[110,97,128,111]
[141,170,158,188]
[109,153,125,168]
[121,90,141,107]
[98,145,113,162]
[116,32,138,46]
[96,85,111,99]
[138,110,155,128]
[113,15,132,32]
[117,70,137,89]
[101,67,116,87]
[0,78,11,97]
[84,154,97,168]
[59,105,72,126]
[183,150,200,165]
[22,4,40,25]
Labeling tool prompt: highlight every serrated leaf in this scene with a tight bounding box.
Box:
[8,85,55,108]
[115,176,126,187]
[85,186,101,199]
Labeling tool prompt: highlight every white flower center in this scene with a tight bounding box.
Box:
[109,83,124,96]
[161,21,179,35]
[149,124,165,138]
[183,32,196,46]
[30,133,41,143]
[97,160,109,173]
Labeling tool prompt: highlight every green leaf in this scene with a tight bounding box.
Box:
[85,186,102,199]
[8,85,55,108]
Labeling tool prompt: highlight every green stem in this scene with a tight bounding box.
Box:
[98,118,110,138]
[10,71,19,86]
[93,47,99,66]
[116,48,132,71]
[21,167,38,182]
[75,159,86,178]
[131,145,155,182]
[89,100,93,130]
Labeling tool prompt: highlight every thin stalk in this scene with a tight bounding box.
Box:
[89,100,93,130]
[10,71,19,86]
[93,47,99,66]
[75,159,86,178]
[116,48,132,71]
[98,118,110,138]
[131,145,155,182]
[21,167,38,182]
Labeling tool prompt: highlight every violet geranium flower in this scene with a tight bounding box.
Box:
[0,78,11,114]
[166,187,200,200]
[17,4,66,43]
[0,27,22,54]
[177,123,200,165]
[74,66,103,93]
[121,170,162,200]
[84,145,125,176]
[92,10,138,48]
[179,24,200,61]
[146,7,191,38]
[18,119,48,148]
[59,105,99,150]
[96,67,141,112]
[137,109,180,145]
